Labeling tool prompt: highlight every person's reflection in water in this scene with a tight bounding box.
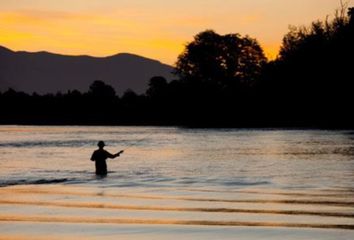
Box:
[90,141,123,176]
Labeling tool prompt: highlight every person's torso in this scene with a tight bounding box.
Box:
[93,149,108,162]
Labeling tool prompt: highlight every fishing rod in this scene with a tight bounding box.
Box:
[121,131,156,152]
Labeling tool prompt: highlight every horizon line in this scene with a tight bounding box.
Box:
[0,44,172,66]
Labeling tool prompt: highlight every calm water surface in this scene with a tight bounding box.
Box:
[0,126,354,239]
[0,126,353,189]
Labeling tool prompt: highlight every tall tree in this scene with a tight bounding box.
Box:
[272,6,354,96]
[261,6,354,127]
[88,80,116,98]
[175,30,267,89]
[146,76,168,99]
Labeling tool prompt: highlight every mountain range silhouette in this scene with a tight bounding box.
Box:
[0,45,174,95]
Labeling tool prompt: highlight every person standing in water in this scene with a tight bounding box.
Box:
[91,141,124,175]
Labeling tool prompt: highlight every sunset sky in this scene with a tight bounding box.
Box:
[0,0,348,65]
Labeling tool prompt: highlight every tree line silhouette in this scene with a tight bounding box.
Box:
[1,7,353,127]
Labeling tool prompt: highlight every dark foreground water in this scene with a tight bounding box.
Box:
[0,126,353,239]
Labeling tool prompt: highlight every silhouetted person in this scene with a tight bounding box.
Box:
[90,141,123,175]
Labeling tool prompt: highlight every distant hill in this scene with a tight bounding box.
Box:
[0,45,175,95]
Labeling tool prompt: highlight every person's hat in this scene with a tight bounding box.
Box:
[97,141,105,147]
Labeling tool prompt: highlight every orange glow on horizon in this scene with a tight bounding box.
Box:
[0,1,348,65]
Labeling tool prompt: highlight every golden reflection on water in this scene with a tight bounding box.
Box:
[1,127,354,239]
[1,185,354,228]
[1,214,353,230]
[1,198,354,218]
[1,185,354,240]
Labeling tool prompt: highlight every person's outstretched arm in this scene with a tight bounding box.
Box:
[114,150,124,158]
[106,150,124,159]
